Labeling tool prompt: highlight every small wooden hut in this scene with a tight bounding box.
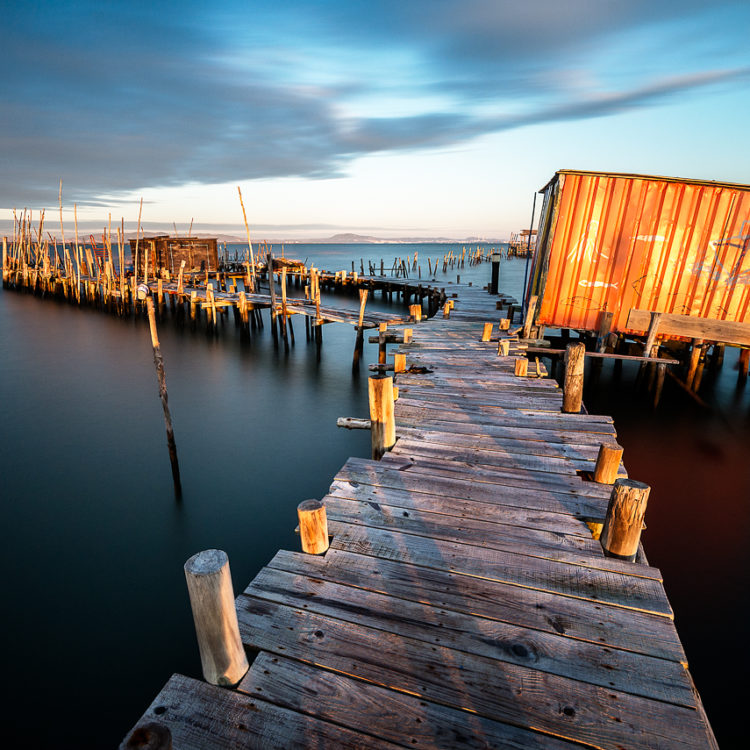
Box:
[129,236,218,276]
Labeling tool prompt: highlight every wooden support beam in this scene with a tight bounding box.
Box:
[184,549,249,687]
[297,499,329,555]
[600,479,650,562]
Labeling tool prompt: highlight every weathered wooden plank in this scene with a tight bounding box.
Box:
[246,565,694,705]
[326,481,595,536]
[267,548,687,662]
[321,495,617,565]
[123,672,399,749]
[395,417,619,446]
[396,426,622,464]
[378,452,612,497]
[237,597,708,749]
[240,652,581,749]
[627,308,750,346]
[394,402,617,434]
[328,524,671,613]
[333,457,613,513]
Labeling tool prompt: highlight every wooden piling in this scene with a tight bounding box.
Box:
[593,442,624,484]
[140,286,182,497]
[497,339,510,356]
[402,328,412,344]
[368,375,396,460]
[394,352,406,373]
[562,342,585,413]
[184,549,249,687]
[739,347,750,380]
[481,322,493,342]
[514,357,528,377]
[409,303,422,322]
[378,322,388,365]
[600,479,650,562]
[297,499,330,555]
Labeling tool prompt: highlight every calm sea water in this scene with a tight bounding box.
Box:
[0,245,746,747]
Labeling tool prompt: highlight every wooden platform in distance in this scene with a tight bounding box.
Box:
[123,284,717,749]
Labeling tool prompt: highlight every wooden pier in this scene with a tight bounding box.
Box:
[122,283,716,748]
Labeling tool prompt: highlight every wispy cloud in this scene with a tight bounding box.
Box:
[2,0,748,209]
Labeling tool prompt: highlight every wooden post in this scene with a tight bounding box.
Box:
[593,442,623,484]
[499,318,510,331]
[562,342,585,413]
[481,322,493,342]
[739,347,750,380]
[369,375,395,460]
[402,328,412,344]
[184,549,249,686]
[394,352,406,373]
[597,311,614,353]
[522,294,538,339]
[409,303,422,322]
[378,321,388,365]
[514,358,528,377]
[297,499,329,555]
[139,286,182,498]
[497,339,510,356]
[443,302,450,318]
[600,479,650,562]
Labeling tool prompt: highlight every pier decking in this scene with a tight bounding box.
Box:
[123,284,716,749]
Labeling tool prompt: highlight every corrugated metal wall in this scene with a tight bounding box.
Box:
[530,171,750,334]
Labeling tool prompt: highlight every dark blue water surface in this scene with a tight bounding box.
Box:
[1,245,746,747]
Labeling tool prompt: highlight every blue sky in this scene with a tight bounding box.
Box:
[2,0,749,238]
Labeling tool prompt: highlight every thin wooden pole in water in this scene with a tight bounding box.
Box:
[237,186,257,293]
[139,284,182,498]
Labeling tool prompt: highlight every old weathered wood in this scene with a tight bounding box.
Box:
[497,339,510,356]
[481,322,493,341]
[593,442,624,484]
[297,499,329,554]
[139,288,182,498]
[628,308,750,347]
[393,352,406,373]
[368,375,395,459]
[514,357,528,376]
[184,549,249,687]
[562,342,585,413]
[120,721,172,750]
[600,479,650,562]
[522,294,538,339]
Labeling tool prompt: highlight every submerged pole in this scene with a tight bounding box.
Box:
[138,284,182,498]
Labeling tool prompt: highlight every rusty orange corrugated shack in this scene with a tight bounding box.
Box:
[525,170,750,338]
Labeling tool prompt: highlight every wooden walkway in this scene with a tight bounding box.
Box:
[123,285,716,749]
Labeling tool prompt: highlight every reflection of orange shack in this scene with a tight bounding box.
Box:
[525,170,750,339]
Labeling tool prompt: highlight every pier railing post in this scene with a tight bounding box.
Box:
[184,549,249,687]
[562,342,585,413]
[600,479,650,561]
[297,499,330,554]
[593,442,623,484]
[369,374,396,459]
